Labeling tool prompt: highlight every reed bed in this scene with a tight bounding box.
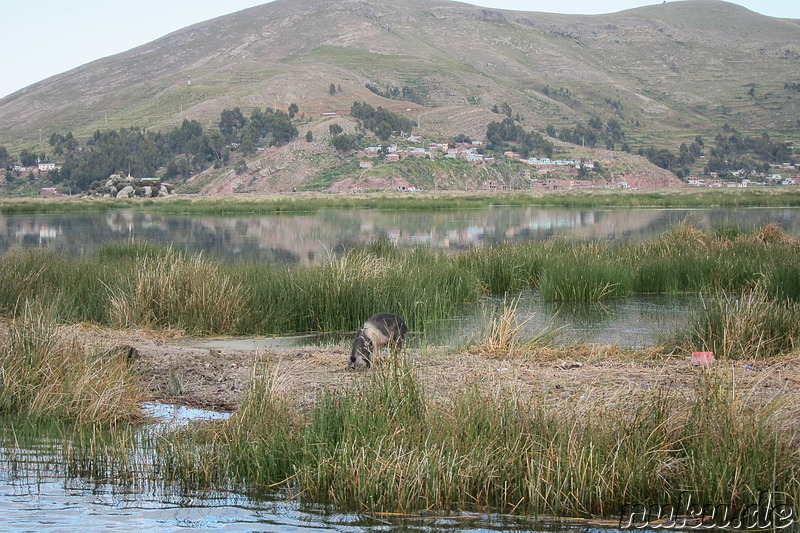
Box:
[0,223,799,340]
[106,251,247,334]
[5,189,800,216]
[153,358,799,518]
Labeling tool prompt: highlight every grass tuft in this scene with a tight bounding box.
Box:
[665,286,800,359]
[0,303,141,425]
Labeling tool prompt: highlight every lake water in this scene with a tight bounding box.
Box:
[2,205,798,532]
[0,409,611,533]
[5,203,782,348]
[3,206,800,263]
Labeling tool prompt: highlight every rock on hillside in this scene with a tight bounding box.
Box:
[86,175,173,199]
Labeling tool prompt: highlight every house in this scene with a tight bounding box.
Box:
[536,179,575,190]
[39,188,59,197]
[386,153,400,162]
[359,161,374,169]
[482,180,511,191]
[37,162,58,172]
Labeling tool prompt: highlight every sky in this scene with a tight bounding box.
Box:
[1,0,798,99]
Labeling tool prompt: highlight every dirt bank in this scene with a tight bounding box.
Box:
[80,325,800,416]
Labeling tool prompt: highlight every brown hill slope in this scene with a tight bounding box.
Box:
[0,0,796,191]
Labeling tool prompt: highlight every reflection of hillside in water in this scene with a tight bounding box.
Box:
[2,207,799,263]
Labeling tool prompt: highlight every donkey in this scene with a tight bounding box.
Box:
[348,313,408,369]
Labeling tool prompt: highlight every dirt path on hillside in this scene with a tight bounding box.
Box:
[80,325,800,417]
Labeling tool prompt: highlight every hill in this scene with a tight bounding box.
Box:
[0,0,797,192]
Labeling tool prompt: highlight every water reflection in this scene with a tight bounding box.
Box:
[0,478,590,533]
[1,206,799,263]
[425,292,693,350]
[0,437,602,533]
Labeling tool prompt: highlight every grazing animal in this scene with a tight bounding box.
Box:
[348,313,408,369]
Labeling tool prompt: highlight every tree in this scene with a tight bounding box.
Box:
[332,134,357,153]
[306,130,314,142]
[690,136,705,158]
[329,123,343,136]
[0,146,8,168]
[49,132,78,156]
[19,149,38,167]
[219,107,246,139]
[288,103,299,119]
[234,159,248,175]
[329,83,337,95]
[375,121,393,142]
[349,102,412,140]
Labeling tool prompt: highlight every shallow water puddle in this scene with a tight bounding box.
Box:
[141,402,230,428]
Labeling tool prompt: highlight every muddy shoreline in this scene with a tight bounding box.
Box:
[80,325,800,416]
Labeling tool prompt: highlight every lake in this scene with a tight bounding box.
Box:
[2,204,798,532]
[3,206,800,263]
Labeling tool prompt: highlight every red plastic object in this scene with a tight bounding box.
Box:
[691,351,715,366]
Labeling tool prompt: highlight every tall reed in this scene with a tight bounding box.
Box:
[1,223,799,335]
[106,250,246,334]
[235,244,476,333]
[665,286,800,359]
[0,304,141,425]
[539,241,632,301]
[153,359,799,519]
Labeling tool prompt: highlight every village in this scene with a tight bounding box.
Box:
[352,132,800,192]
[4,128,799,196]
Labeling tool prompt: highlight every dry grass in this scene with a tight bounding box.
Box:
[0,304,142,425]
[667,285,800,359]
[468,298,564,359]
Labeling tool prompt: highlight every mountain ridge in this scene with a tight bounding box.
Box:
[0,0,797,192]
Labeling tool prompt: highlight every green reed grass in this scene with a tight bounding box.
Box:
[234,245,476,333]
[152,358,799,518]
[0,414,151,491]
[5,189,800,216]
[106,250,247,334]
[1,223,799,335]
[539,242,632,302]
[664,286,800,359]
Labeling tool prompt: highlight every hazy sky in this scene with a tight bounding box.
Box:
[1,0,798,99]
